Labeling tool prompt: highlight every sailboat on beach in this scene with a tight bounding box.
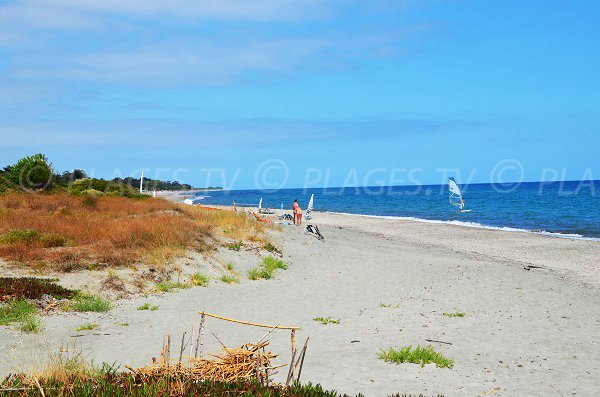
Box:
[448,178,471,212]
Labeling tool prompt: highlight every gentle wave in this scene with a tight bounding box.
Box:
[325,211,600,242]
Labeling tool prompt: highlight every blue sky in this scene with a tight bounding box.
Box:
[0,0,598,189]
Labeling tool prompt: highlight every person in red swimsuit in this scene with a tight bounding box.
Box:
[292,199,302,226]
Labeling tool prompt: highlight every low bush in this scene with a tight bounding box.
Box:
[191,273,209,287]
[155,281,190,293]
[0,277,77,300]
[68,294,111,312]
[220,275,239,284]
[137,303,158,311]
[378,345,454,368]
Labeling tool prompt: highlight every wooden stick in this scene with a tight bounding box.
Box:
[425,338,452,345]
[285,329,297,386]
[296,337,309,383]
[199,313,206,358]
[199,311,300,330]
[179,332,186,363]
[33,377,46,397]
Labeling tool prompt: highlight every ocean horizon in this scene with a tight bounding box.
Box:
[194,180,600,239]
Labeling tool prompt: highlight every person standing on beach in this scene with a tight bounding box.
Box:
[293,199,302,226]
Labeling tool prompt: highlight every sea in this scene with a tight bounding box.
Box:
[192,180,600,240]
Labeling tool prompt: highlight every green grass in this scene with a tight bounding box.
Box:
[20,315,43,333]
[0,299,43,333]
[74,323,99,331]
[155,281,191,293]
[191,273,210,287]
[313,317,340,325]
[226,263,237,273]
[0,299,37,326]
[380,302,401,309]
[226,241,243,251]
[118,322,129,327]
[220,275,239,284]
[248,257,288,281]
[247,267,272,280]
[262,256,287,272]
[378,345,454,368]
[137,303,158,311]
[443,312,465,318]
[69,294,111,312]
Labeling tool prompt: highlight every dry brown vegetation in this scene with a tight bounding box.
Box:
[0,193,271,272]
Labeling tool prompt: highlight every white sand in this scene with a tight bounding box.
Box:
[1,209,599,396]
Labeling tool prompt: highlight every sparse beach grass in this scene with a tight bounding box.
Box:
[0,299,42,333]
[378,345,454,368]
[137,303,158,311]
[68,294,111,312]
[313,317,340,325]
[191,273,210,287]
[380,302,401,309]
[443,312,465,318]
[19,316,43,333]
[248,256,287,280]
[74,323,99,331]
[155,281,191,293]
[220,275,239,284]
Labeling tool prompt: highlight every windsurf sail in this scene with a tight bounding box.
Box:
[305,194,314,220]
[448,178,465,210]
[258,197,263,210]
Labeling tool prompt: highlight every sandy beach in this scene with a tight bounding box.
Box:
[1,207,599,396]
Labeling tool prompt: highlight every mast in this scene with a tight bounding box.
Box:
[139,172,144,194]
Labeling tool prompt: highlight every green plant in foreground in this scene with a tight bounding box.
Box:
[443,312,465,318]
[313,317,340,325]
[191,273,209,287]
[20,315,43,333]
[137,303,158,311]
[247,266,272,280]
[118,322,129,327]
[69,294,111,312]
[74,323,99,331]
[0,299,37,326]
[378,345,454,368]
[155,281,191,293]
[220,275,239,284]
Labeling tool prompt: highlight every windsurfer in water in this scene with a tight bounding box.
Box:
[292,199,302,226]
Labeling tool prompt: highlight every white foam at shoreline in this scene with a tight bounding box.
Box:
[325,211,600,242]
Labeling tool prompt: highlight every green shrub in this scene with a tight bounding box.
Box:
[5,154,53,190]
[248,257,287,281]
[220,275,239,284]
[69,294,111,312]
[137,303,158,311]
[378,345,454,368]
[191,273,209,287]
[155,281,191,293]
[262,256,287,272]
